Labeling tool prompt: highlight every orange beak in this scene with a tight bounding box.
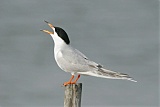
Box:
[40,29,53,34]
[40,20,54,34]
[44,20,54,29]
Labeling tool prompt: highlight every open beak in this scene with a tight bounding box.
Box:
[40,29,53,34]
[40,20,54,34]
[44,20,54,29]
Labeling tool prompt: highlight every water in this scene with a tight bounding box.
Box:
[0,0,159,107]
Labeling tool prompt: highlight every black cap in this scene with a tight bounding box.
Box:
[55,27,70,45]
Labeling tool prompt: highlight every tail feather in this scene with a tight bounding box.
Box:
[78,68,137,82]
[99,68,137,82]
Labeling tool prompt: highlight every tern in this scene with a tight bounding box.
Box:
[41,21,136,86]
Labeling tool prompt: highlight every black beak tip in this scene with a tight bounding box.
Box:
[44,20,49,24]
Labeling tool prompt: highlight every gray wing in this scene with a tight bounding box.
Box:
[59,47,100,71]
[61,47,94,65]
[74,48,88,60]
[60,47,136,82]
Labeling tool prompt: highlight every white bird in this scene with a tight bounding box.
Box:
[41,21,137,86]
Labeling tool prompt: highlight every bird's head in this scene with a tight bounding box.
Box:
[41,21,70,45]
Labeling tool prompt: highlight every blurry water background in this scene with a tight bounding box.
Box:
[0,0,159,107]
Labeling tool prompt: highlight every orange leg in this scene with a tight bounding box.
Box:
[71,74,81,84]
[63,75,74,86]
[63,74,81,86]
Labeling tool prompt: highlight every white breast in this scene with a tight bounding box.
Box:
[54,44,73,73]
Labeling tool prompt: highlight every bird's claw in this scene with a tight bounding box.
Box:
[63,81,77,86]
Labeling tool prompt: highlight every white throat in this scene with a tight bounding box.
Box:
[50,33,65,47]
[50,33,69,56]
